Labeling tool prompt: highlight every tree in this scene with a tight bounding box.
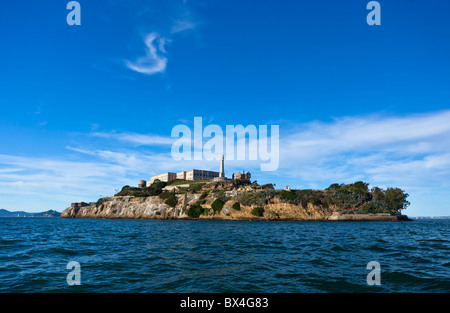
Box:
[384,187,410,214]
[353,181,369,192]
[371,186,385,203]
[326,183,342,190]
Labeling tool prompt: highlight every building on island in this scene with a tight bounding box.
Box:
[140,155,251,187]
[232,171,251,181]
[143,155,227,186]
[219,155,225,177]
[147,169,221,186]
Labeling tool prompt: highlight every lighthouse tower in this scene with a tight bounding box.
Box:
[219,155,225,178]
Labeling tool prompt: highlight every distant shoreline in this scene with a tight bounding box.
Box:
[0,209,60,218]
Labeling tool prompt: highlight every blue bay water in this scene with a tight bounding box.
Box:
[0,218,448,293]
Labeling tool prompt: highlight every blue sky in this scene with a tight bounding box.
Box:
[0,0,449,216]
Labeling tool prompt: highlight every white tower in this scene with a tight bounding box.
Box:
[219,155,225,177]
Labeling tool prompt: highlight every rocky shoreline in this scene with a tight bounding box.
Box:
[60,194,410,222]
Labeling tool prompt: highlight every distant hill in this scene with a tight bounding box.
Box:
[0,209,60,218]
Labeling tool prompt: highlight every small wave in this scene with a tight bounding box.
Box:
[330,245,349,252]
[47,247,80,256]
[364,244,390,252]
[0,239,22,245]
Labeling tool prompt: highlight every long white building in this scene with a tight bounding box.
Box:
[147,169,221,186]
[144,156,226,186]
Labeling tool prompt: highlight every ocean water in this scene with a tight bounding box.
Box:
[0,218,448,293]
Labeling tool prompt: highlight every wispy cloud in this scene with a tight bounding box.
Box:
[2,110,450,215]
[124,1,198,76]
[277,110,450,190]
[125,32,168,75]
[90,131,175,146]
[171,19,196,34]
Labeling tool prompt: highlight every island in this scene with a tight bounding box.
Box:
[61,157,410,221]
[60,179,410,221]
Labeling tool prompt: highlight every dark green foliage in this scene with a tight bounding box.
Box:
[274,181,409,215]
[187,204,208,218]
[232,202,241,211]
[251,206,265,217]
[279,190,297,201]
[259,183,274,189]
[115,181,167,197]
[328,182,409,215]
[164,194,178,207]
[311,197,322,206]
[240,190,276,207]
[371,186,385,202]
[96,198,105,206]
[216,190,227,202]
[384,187,410,214]
[326,183,343,190]
[358,202,388,214]
[211,198,225,214]
[168,179,208,186]
[158,191,172,200]
[328,182,371,209]
[278,189,327,209]
[199,191,209,200]
[189,182,205,193]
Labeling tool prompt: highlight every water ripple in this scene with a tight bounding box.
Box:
[0,218,449,292]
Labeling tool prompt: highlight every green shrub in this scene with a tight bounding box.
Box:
[190,183,205,193]
[325,183,343,190]
[232,202,241,211]
[358,202,388,214]
[115,181,167,197]
[164,194,178,207]
[211,198,225,214]
[159,191,172,200]
[96,198,105,206]
[187,204,207,218]
[240,190,275,206]
[279,190,297,202]
[251,206,264,217]
[199,192,208,200]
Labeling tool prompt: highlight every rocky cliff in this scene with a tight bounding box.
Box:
[60,190,406,221]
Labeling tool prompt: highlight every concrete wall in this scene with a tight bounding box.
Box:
[188,169,220,180]
[149,172,177,184]
[176,171,186,180]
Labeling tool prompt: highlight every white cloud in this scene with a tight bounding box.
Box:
[171,19,196,33]
[90,131,175,146]
[125,32,168,75]
[2,110,450,215]
[124,2,198,76]
[277,110,450,191]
